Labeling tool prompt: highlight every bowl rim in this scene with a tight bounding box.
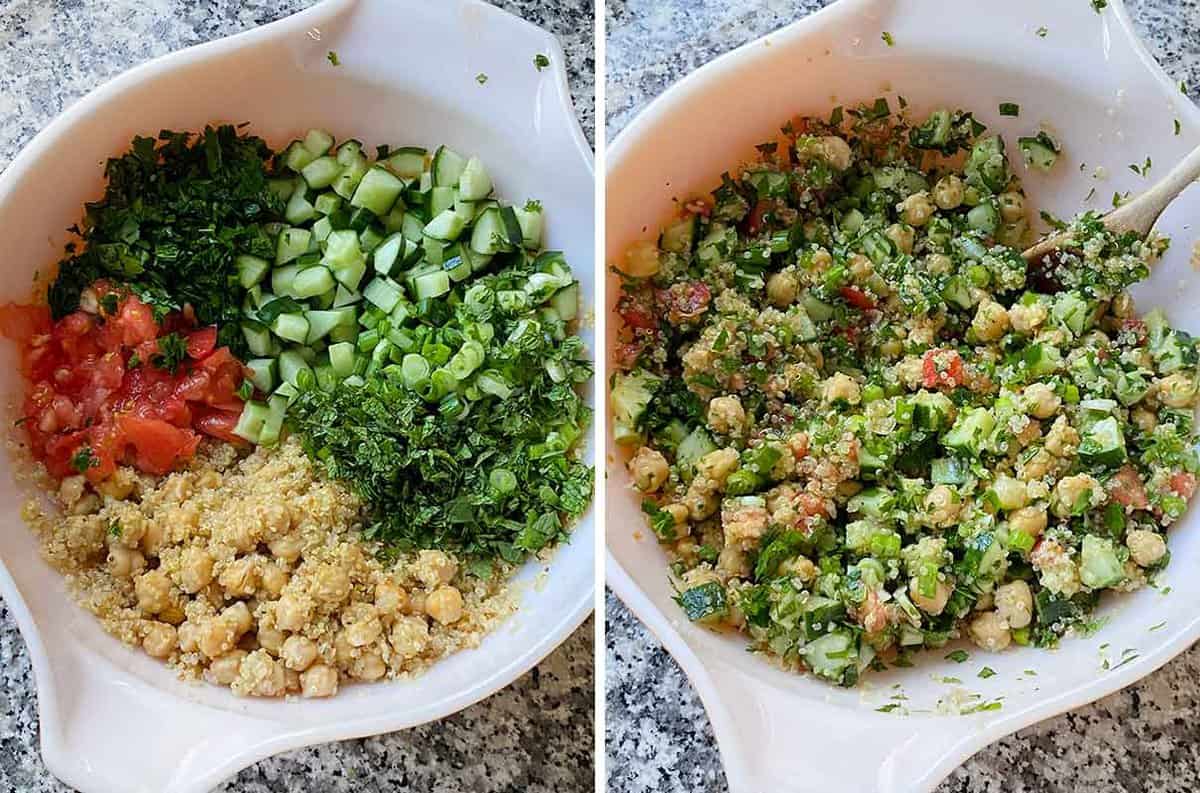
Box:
[605,0,1200,790]
[0,1,595,790]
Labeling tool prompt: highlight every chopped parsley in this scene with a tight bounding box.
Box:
[1149,621,1167,632]
[1091,0,1107,11]
[978,667,997,679]
[876,703,902,713]
[107,519,122,537]
[1175,119,1182,135]
[70,445,98,474]
[881,31,895,46]
[945,650,970,663]
[476,73,489,85]
[152,332,188,374]
[534,53,550,71]
[999,102,1020,117]
[326,50,340,66]
[1036,26,1049,37]
[1129,156,1152,177]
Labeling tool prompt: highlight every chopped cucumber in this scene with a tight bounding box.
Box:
[457,156,493,201]
[292,266,335,299]
[302,128,335,157]
[363,277,404,313]
[233,400,271,443]
[301,156,342,189]
[424,209,467,241]
[236,255,270,289]
[279,349,312,387]
[350,167,405,216]
[432,145,467,186]
[387,147,427,179]
[272,313,310,344]
[275,227,312,266]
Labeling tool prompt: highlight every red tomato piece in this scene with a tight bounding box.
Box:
[839,286,876,311]
[195,410,246,444]
[1170,471,1197,500]
[0,303,51,344]
[922,349,965,389]
[186,326,218,360]
[117,416,201,475]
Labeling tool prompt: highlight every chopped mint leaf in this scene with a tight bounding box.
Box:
[876,703,901,713]
[70,445,98,473]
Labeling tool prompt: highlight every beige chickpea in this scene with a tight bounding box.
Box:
[314,563,352,603]
[178,547,215,594]
[95,468,136,501]
[909,578,952,616]
[933,175,965,209]
[847,253,874,281]
[969,611,1012,652]
[997,191,1025,223]
[222,519,259,554]
[225,602,254,635]
[1008,505,1048,539]
[390,615,431,659]
[1111,292,1135,318]
[686,489,719,521]
[281,634,319,671]
[1018,448,1053,481]
[899,191,936,227]
[813,135,853,170]
[207,650,247,686]
[141,519,166,556]
[1158,372,1198,408]
[257,625,285,655]
[1008,302,1048,336]
[991,475,1028,511]
[142,621,177,659]
[267,533,304,563]
[707,395,746,435]
[884,223,915,255]
[765,270,800,308]
[375,579,409,614]
[425,585,464,625]
[1052,473,1102,517]
[1126,529,1167,567]
[239,650,287,697]
[924,485,962,528]
[416,550,459,588]
[925,253,953,276]
[58,475,86,509]
[300,664,339,698]
[197,616,239,659]
[1021,382,1061,420]
[695,447,739,487]
[342,603,384,647]
[259,502,291,538]
[1044,416,1080,457]
[664,504,690,530]
[821,372,861,405]
[274,592,312,632]
[405,590,428,616]
[259,563,290,598]
[352,652,387,681]
[1132,407,1157,434]
[177,620,200,653]
[218,556,260,598]
[993,580,1034,629]
[628,446,670,493]
[971,299,1010,342]
[108,545,146,579]
[134,569,173,615]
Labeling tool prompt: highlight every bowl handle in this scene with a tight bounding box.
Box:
[700,656,984,793]
[35,633,290,793]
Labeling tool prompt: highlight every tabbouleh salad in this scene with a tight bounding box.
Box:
[611,101,1199,686]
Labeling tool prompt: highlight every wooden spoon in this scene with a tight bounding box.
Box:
[1022,142,1200,262]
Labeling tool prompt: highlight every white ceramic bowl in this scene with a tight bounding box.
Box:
[606,1,1200,791]
[0,2,594,791]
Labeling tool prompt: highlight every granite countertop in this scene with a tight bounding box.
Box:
[605,1,1200,792]
[0,2,593,792]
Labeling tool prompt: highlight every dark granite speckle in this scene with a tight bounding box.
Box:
[0,1,594,791]
[606,1,1200,792]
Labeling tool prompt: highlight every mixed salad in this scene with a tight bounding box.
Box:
[611,102,1198,686]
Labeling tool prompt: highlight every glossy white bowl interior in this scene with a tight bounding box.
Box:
[606,1,1200,791]
[0,2,594,792]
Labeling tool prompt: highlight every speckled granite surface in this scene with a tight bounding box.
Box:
[605,1,1200,792]
[0,2,593,792]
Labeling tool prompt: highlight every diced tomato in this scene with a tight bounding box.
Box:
[839,286,876,311]
[1107,466,1149,510]
[617,296,658,331]
[1170,471,1197,500]
[195,410,245,444]
[657,281,712,324]
[922,349,965,389]
[747,200,771,236]
[186,326,218,360]
[117,416,201,475]
[4,288,247,481]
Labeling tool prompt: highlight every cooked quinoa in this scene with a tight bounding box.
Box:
[21,437,514,698]
[611,102,1200,686]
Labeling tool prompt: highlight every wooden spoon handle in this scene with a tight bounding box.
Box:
[1106,141,1200,236]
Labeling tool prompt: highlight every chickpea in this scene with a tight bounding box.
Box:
[925,253,953,276]
[932,175,965,209]
[1111,292,1135,318]
[425,585,464,625]
[352,652,387,681]
[1008,302,1047,336]
[178,547,214,594]
[134,569,173,615]
[847,254,874,281]
[924,485,961,528]
[707,395,746,436]
[259,563,290,598]
[142,621,178,659]
[197,616,239,659]
[997,191,1025,223]
[274,593,312,632]
[991,475,1028,511]
[223,601,254,636]
[1158,372,1198,408]
[1018,448,1053,481]
[268,533,304,563]
[696,448,739,487]
[993,580,1033,629]
[766,270,799,307]
[108,545,146,579]
[58,475,86,509]
[240,650,287,697]
[207,650,247,686]
[218,556,260,598]
[375,579,409,614]
[628,447,670,493]
[177,621,200,653]
[259,502,291,538]
[141,520,166,556]
[1052,473,1103,518]
[805,135,853,170]
[969,611,1012,652]
[664,504,690,529]
[971,299,1010,342]
[686,488,719,521]
[821,372,861,405]
[909,578,953,616]
[300,664,339,698]
[717,545,751,578]
[1132,407,1157,434]
[281,634,319,671]
[899,192,935,227]
[884,223,915,255]
[1021,382,1060,420]
[314,563,352,604]
[390,615,431,659]
[1126,529,1167,567]
[1044,416,1080,457]
[342,604,383,647]
[416,550,458,588]
[257,625,285,655]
